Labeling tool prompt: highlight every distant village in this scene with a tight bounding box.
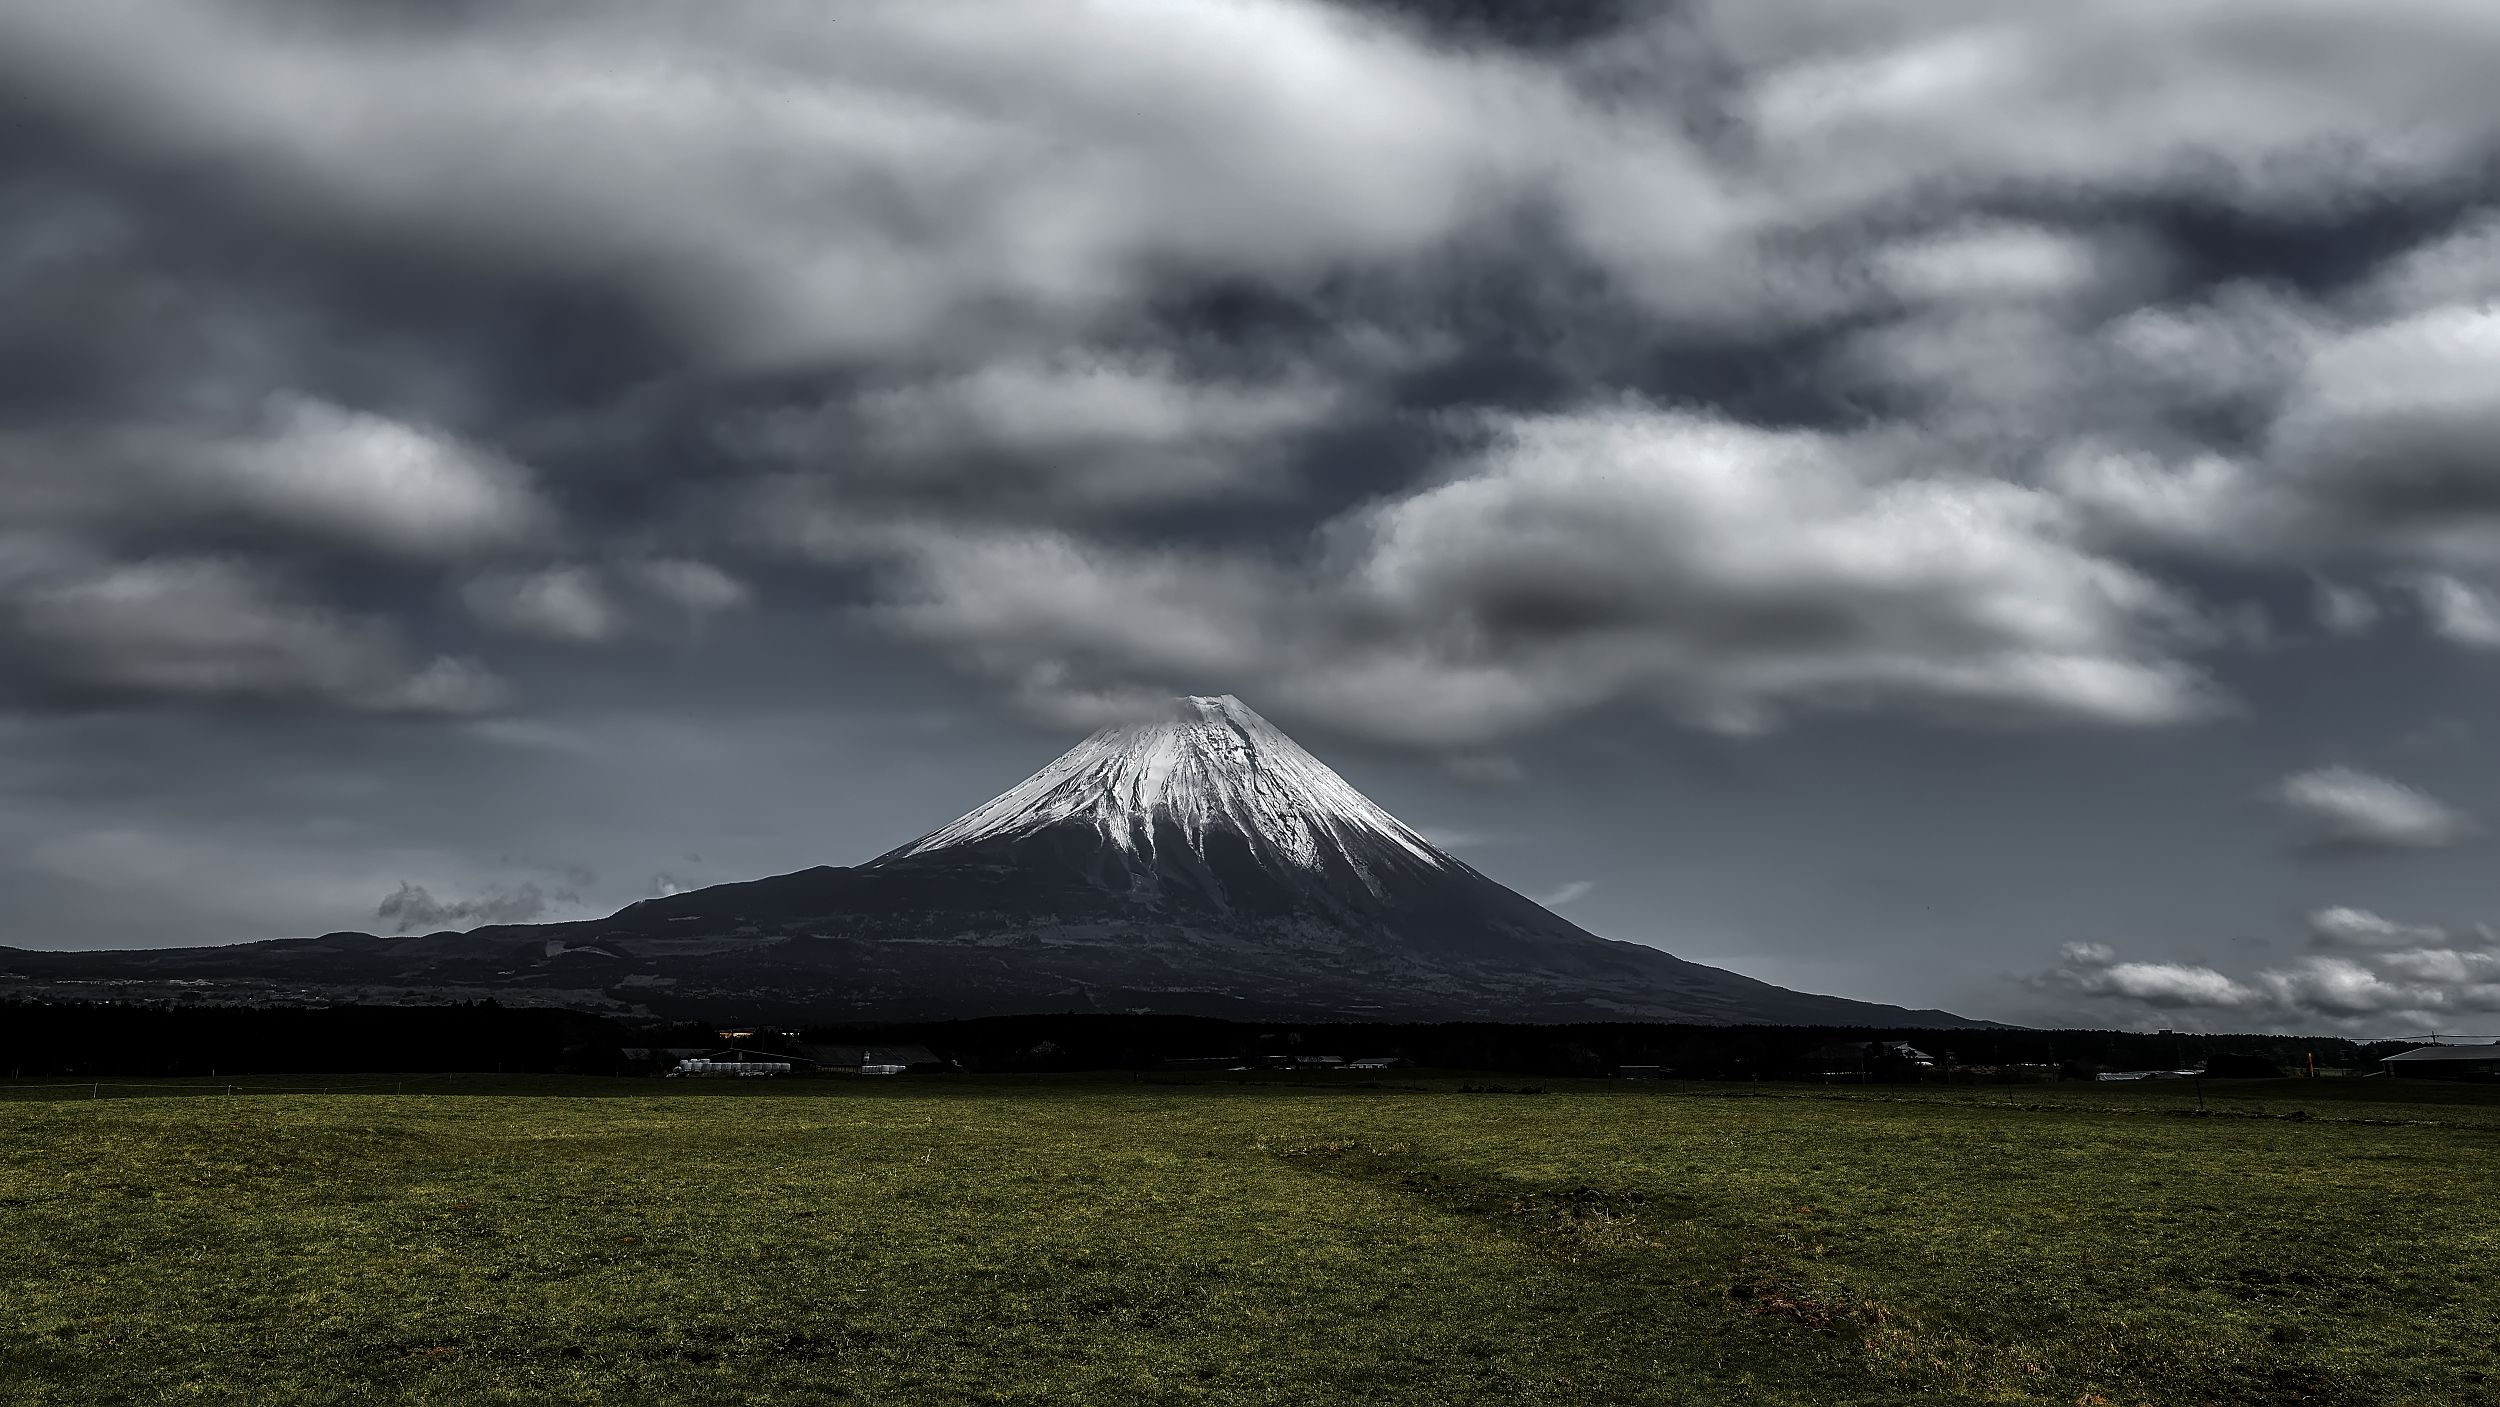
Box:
[647,1033,2495,1082]
[624,1033,1420,1079]
[2,1000,2489,1082]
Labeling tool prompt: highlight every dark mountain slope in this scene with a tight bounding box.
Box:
[0,696,1997,1027]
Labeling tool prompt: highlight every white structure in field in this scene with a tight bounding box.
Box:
[668,1057,792,1078]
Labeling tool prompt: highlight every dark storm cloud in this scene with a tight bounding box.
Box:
[1355,0,1648,51]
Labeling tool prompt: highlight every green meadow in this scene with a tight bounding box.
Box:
[4,1073,2497,1406]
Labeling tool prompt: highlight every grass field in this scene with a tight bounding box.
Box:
[4,1073,2498,1406]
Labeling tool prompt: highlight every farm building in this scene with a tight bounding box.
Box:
[1151,1054,1359,1073]
[796,1044,945,1074]
[2379,1043,2500,1080]
[1798,1041,1935,1079]
[618,1046,713,1075]
[664,1046,818,1078]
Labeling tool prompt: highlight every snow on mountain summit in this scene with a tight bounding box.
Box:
[884,695,1450,874]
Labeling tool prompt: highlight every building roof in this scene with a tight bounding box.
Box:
[684,1046,814,1065]
[798,1043,940,1067]
[2383,1043,2500,1063]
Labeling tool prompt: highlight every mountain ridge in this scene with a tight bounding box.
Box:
[0,696,2003,1028]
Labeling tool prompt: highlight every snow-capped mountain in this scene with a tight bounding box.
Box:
[890,695,1449,881]
[0,695,1986,1027]
[871,695,1469,929]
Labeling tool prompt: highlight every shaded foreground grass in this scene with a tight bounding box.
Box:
[4,1074,2498,1405]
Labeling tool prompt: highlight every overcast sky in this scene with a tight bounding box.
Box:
[7,0,2500,1034]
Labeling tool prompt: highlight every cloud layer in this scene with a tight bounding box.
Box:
[5,0,2500,751]
[2053,907,2500,1029]
[827,405,2212,743]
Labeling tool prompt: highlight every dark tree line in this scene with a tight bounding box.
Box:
[0,1001,621,1077]
[0,1001,2427,1080]
[790,1014,2408,1079]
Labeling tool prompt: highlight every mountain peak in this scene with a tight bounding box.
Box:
[879,694,1450,875]
[7,696,1995,1027]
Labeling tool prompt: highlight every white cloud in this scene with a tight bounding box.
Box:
[2362,211,2500,320]
[0,400,552,575]
[1871,223,2102,304]
[857,355,1333,461]
[2055,947,2259,1008]
[2037,285,2500,582]
[2414,575,2500,647]
[2050,448,2266,553]
[198,397,548,556]
[2051,913,2500,1027]
[2253,956,2439,1019]
[1533,879,1596,908]
[2272,766,2477,850]
[1326,408,2213,737]
[2375,946,2500,984]
[2270,308,2500,525]
[2042,294,2500,581]
[1726,3,2500,218]
[2306,905,2449,949]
